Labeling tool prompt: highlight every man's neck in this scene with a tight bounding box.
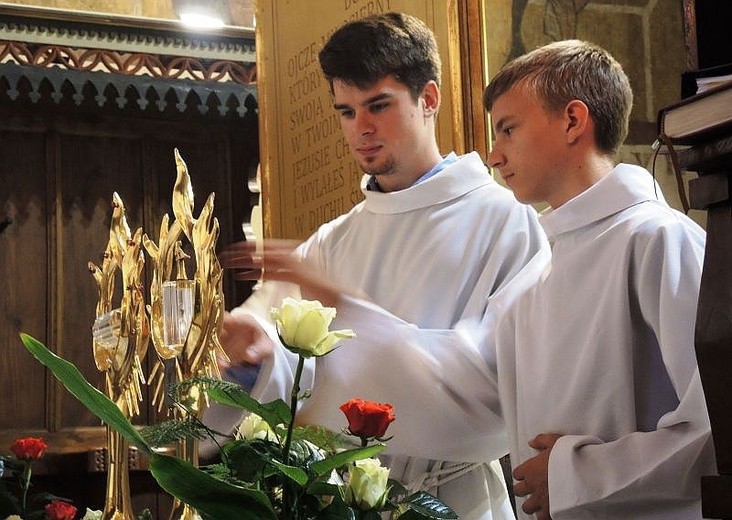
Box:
[548,153,617,209]
[371,148,447,192]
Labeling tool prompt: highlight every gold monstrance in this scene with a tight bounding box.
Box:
[89,193,149,520]
[143,149,226,520]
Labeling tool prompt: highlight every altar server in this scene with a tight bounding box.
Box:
[205,11,550,520]
[480,39,716,519]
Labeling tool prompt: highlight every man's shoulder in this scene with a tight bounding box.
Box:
[461,177,536,216]
[617,199,704,238]
[596,201,706,267]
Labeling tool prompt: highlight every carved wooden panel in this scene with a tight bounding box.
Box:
[0,123,49,432]
[0,104,257,450]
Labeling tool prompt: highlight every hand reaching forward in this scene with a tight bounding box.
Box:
[219,311,274,367]
[218,238,300,283]
[219,239,366,307]
[513,433,563,520]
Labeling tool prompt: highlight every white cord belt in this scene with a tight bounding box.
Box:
[403,461,483,494]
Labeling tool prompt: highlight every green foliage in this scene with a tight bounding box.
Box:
[177,377,292,430]
[0,454,76,520]
[223,439,274,482]
[141,418,211,448]
[149,452,277,520]
[0,479,20,519]
[318,494,357,520]
[393,492,460,519]
[309,445,384,480]
[20,334,459,520]
[288,425,354,453]
[137,509,154,520]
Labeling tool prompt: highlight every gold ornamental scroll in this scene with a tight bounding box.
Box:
[256,0,473,240]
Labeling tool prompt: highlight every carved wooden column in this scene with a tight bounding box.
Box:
[684,137,732,519]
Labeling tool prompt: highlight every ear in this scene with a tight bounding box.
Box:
[564,99,590,144]
[421,80,440,116]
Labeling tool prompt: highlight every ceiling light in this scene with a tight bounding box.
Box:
[179,12,225,29]
[173,0,231,29]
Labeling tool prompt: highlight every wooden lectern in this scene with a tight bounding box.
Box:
[680,131,732,518]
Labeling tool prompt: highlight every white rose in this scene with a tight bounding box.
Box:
[271,298,355,357]
[343,458,390,510]
[237,413,278,442]
[5,515,24,520]
[81,509,103,520]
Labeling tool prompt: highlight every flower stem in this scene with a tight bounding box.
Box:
[282,355,305,519]
[20,461,31,512]
[282,354,305,466]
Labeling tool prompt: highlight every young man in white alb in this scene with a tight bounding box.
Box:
[206,12,549,520]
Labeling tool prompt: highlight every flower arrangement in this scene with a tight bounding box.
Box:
[0,437,78,520]
[19,298,458,519]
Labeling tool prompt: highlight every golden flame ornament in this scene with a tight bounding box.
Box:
[89,192,149,520]
[142,149,226,520]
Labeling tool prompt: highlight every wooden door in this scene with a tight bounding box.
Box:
[0,95,258,515]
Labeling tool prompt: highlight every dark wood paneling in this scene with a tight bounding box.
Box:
[0,127,49,431]
[0,93,257,517]
[57,132,146,430]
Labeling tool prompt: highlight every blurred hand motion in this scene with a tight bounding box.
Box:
[219,238,300,283]
[220,239,364,307]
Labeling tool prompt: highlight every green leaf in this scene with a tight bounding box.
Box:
[386,477,409,501]
[197,378,292,429]
[149,452,276,520]
[222,440,271,482]
[137,509,153,520]
[25,510,45,520]
[141,418,209,447]
[269,458,310,486]
[356,511,383,520]
[19,333,151,454]
[316,494,356,520]
[28,491,73,506]
[288,438,326,467]
[394,491,459,519]
[306,480,340,497]
[310,444,385,480]
[0,485,20,518]
[199,462,235,482]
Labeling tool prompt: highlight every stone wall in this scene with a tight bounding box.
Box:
[484,0,703,224]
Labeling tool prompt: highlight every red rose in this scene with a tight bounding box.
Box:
[10,437,47,460]
[340,398,395,440]
[45,499,77,520]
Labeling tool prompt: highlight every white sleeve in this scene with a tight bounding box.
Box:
[294,248,551,463]
[204,212,551,464]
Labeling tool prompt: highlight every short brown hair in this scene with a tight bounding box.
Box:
[318,12,441,100]
[484,40,632,154]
